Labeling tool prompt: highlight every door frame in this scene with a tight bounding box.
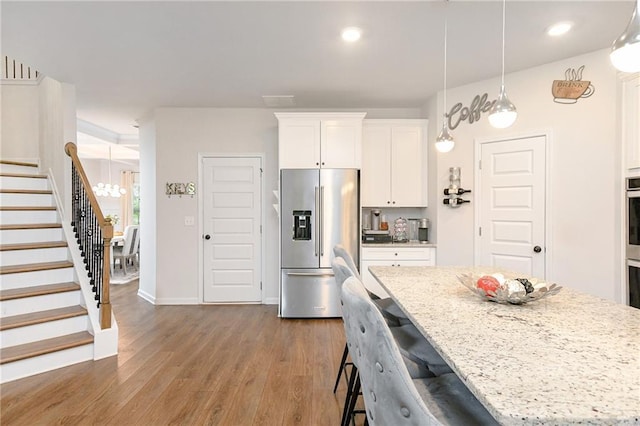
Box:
[473,130,552,279]
[197,153,265,304]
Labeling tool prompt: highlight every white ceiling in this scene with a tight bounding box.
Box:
[2,1,635,136]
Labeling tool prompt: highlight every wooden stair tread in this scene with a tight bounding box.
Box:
[0,189,52,194]
[0,331,93,365]
[0,241,67,251]
[0,282,80,301]
[0,223,61,230]
[0,160,38,168]
[0,260,74,275]
[0,173,47,179]
[0,206,56,211]
[1,306,87,331]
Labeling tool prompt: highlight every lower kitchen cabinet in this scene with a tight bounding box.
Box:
[360,246,436,297]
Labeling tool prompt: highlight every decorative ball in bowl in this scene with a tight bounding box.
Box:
[457,273,562,305]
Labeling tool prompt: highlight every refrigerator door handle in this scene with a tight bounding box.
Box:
[286,272,335,277]
[320,185,325,256]
[315,186,320,257]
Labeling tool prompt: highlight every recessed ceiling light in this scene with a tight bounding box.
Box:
[547,22,573,37]
[341,27,362,42]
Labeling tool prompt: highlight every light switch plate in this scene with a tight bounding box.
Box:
[184,216,195,226]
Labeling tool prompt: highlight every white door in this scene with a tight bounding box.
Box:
[477,135,546,277]
[203,157,262,302]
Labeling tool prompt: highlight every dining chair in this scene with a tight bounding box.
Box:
[341,276,499,426]
[112,225,140,274]
[333,244,410,326]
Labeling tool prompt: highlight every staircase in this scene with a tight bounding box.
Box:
[0,160,94,383]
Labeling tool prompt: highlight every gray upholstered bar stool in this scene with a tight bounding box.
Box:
[341,276,499,426]
[333,244,408,326]
[333,246,453,378]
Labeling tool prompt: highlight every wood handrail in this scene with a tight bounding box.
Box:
[64,142,112,329]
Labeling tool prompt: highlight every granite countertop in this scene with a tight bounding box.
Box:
[369,265,640,426]
[362,242,437,248]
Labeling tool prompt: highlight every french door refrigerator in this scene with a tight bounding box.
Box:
[280,168,360,318]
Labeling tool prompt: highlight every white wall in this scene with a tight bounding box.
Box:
[138,117,157,303]
[139,107,423,304]
[427,49,621,301]
[1,83,40,159]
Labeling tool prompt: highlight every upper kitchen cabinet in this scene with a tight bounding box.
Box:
[361,119,428,207]
[275,112,366,169]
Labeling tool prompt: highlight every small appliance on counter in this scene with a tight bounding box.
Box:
[362,229,393,243]
[418,218,430,243]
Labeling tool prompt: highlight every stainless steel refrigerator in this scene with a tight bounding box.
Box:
[280,168,360,318]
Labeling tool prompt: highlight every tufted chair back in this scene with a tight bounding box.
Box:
[341,276,441,426]
[333,244,361,280]
[332,256,355,289]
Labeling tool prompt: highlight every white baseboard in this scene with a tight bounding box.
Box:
[137,288,156,304]
[264,297,279,305]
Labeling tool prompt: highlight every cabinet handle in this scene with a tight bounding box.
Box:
[316,162,319,166]
[394,253,398,256]
[321,162,325,165]
[387,201,391,204]
[392,201,396,205]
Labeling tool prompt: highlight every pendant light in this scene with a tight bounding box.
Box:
[488,0,517,129]
[435,0,455,153]
[93,145,126,198]
[610,0,640,73]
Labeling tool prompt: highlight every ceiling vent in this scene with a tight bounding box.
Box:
[262,95,296,107]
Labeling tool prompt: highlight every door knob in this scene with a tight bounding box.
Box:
[533,245,542,253]
[204,234,211,240]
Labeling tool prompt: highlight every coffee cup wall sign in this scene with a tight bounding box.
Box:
[552,66,595,104]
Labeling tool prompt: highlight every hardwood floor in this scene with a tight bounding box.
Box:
[0,281,362,425]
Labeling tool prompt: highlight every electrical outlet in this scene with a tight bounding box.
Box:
[184,216,195,226]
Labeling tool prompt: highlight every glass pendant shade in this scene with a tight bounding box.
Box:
[489,85,518,129]
[435,121,455,153]
[92,146,126,198]
[610,0,640,73]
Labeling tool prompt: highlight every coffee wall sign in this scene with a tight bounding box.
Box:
[552,66,595,104]
[447,93,497,130]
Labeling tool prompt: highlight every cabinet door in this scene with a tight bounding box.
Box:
[624,76,640,172]
[361,125,392,206]
[279,119,321,169]
[390,125,426,206]
[321,120,362,168]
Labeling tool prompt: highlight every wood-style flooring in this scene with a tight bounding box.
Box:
[0,281,362,425]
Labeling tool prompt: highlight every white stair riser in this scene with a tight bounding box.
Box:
[0,267,75,290]
[0,210,59,225]
[0,315,88,347]
[0,228,64,244]
[0,290,82,317]
[0,247,69,267]
[0,176,48,191]
[0,193,53,207]
[0,164,39,174]
[0,343,93,384]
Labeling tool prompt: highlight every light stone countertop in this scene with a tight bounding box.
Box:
[369,265,640,426]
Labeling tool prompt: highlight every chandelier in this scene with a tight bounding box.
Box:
[93,145,126,198]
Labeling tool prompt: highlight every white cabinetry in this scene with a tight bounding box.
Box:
[361,119,428,207]
[275,113,366,169]
[623,75,640,174]
[361,246,435,297]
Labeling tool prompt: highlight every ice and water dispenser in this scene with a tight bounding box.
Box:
[292,210,312,240]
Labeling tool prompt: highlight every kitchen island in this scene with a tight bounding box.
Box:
[369,266,640,426]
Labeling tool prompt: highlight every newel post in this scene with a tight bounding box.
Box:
[101,218,113,329]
